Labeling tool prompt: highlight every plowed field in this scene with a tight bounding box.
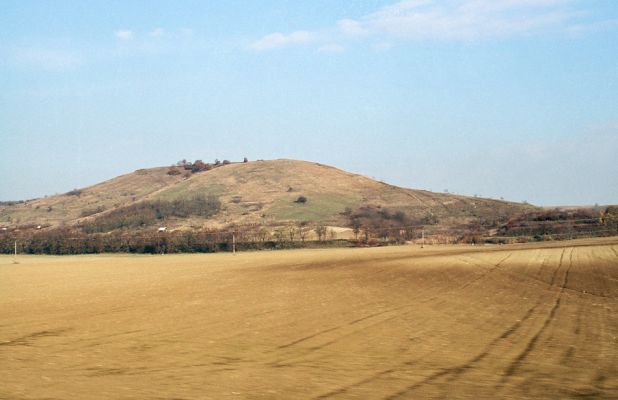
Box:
[2,238,618,399]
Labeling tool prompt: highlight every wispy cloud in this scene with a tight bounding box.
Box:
[250,31,314,51]
[149,28,165,37]
[316,43,345,54]
[10,48,82,70]
[346,0,576,40]
[109,28,195,57]
[114,30,134,40]
[251,0,607,52]
[566,18,618,35]
[337,19,370,36]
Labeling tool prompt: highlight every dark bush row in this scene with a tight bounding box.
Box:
[0,228,354,255]
[347,206,417,242]
[80,194,221,233]
[497,206,618,238]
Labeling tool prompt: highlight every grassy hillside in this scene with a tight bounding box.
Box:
[146,159,535,228]
[0,159,536,231]
[0,167,185,228]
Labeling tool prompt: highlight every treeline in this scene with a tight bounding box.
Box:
[0,227,351,255]
[1,229,232,254]
[3,206,616,255]
[497,207,618,239]
[167,157,248,176]
[80,194,221,233]
[345,206,427,243]
[342,204,618,245]
[0,198,39,206]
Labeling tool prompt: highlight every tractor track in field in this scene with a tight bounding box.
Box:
[0,328,72,347]
[276,252,520,369]
[267,252,518,380]
[548,248,566,287]
[3,239,618,400]
[313,252,564,400]
[499,248,573,383]
[376,250,572,400]
[457,253,512,290]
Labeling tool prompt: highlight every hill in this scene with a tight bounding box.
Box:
[0,159,535,233]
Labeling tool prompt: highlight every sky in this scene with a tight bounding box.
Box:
[1,0,617,206]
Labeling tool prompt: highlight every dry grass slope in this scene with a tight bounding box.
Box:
[0,159,536,230]
[0,167,185,227]
[1,237,617,399]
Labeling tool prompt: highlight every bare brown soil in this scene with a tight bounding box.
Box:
[1,238,618,399]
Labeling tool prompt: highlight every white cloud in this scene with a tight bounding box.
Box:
[345,0,577,40]
[250,31,313,51]
[114,30,134,40]
[250,0,605,53]
[316,44,345,54]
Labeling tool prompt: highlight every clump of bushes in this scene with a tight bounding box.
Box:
[81,194,221,233]
[66,189,82,196]
[498,207,604,238]
[347,206,414,243]
[173,158,236,175]
[191,160,212,173]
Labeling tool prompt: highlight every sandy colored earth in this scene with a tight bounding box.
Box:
[1,238,618,399]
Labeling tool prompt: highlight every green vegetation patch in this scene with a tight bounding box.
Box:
[154,182,226,202]
[268,193,362,222]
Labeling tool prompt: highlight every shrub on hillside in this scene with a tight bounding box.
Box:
[81,194,221,233]
[602,206,618,233]
[67,189,82,196]
[191,160,208,173]
[347,206,414,243]
[314,225,327,241]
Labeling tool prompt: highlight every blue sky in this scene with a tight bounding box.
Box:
[1,0,617,205]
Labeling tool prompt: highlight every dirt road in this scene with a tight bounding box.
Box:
[1,238,617,399]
